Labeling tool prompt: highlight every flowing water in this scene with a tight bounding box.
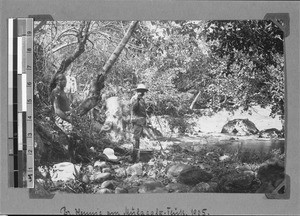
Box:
[214,138,285,154]
[157,134,285,154]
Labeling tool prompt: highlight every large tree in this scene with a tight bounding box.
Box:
[203,20,285,117]
[33,21,139,163]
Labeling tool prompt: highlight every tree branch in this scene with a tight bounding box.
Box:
[75,21,139,116]
[55,21,91,75]
[190,90,201,110]
[51,41,78,53]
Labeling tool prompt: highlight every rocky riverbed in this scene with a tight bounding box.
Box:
[34,133,285,196]
[33,106,285,196]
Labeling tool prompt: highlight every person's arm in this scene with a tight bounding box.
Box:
[131,93,141,112]
[53,96,71,122]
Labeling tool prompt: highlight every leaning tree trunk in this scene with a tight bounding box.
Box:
[35,21,91,163]
[75,21,139,116]
[190,90,201,110]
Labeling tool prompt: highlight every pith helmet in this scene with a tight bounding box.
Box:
[103,148,118,160]
[136,83,148,92]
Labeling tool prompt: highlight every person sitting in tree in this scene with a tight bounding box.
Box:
[49,73,75,160]
[130,83,148,163]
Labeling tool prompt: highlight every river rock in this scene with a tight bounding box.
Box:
[96,188,113,194]
[50,162,81,182]
[221,119,259,135]
[166,183,190,193]
[151,187,169,193]
[127,186,139,193]
[126,163,143,176]
[259,128,283,138]
[92,172,111,182]
[102,167,112,173]
[219,172,255,193]
[115,187,128,194]
[87,165,94,173]
[166,163,193,178]
[147,159,155,166]
[177,167,213,185]
[101,180,117,190]
[82,174,90,183]
[191,182,212,193]
[115,167,127,177]
[138,181,164,193]
[123,175,142,186]
[94,161,107,169]
[147,169,157,179]
[256,159,285,193]
[208,182,218,191]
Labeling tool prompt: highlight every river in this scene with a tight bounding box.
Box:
[156,133,285,154]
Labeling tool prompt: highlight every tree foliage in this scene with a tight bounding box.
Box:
[34,19,285,130]
[204,20,284,73]
[204,20,285,117]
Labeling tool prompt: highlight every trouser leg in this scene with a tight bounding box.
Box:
[132,138,140,162]
[132,124,142,162]
[68,134,75,162]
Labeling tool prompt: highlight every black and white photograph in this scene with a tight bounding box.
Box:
[32,19,286,195]
[2,1,300,215]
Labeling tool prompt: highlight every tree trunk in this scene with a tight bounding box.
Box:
[189,90,201,110]
[102,21,139,75]
[54,21,91,76]
[34,118,70,164]
[75,21,139,116]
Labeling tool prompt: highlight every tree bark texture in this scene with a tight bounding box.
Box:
[75,21,139,116]
[55,21,91,76]
[102,21,139,75]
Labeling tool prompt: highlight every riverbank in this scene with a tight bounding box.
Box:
[150,106,283,136]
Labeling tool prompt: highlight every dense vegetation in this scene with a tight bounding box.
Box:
[34,20,284,118]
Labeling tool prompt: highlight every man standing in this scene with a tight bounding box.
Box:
[50,74,75,160]
[130,84,148,163]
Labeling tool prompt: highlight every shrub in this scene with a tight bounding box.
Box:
[168,117,190,134]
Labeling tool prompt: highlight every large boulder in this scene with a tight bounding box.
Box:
[50,162,81,183]
[101,180,118,190]
[165,183,190,193]
[166,163,193,178]
[177,167,213,185]
[259,128,283,138]
[138,181,164,193]
[101,96,127,142]
[256,159,285,193]
[218,172,256,193]
[221,119,259,136]
[90,172,111,183]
